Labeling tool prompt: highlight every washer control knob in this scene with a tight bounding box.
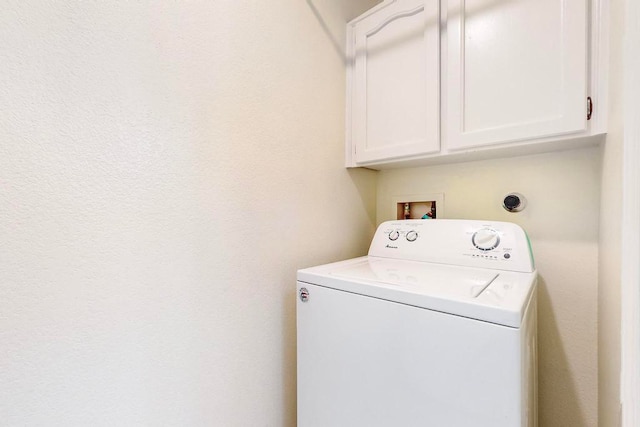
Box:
[389,230,400,241]
[472,228,500,251]
[406,230,418,242]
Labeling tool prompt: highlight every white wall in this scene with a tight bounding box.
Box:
[599,0,624,424]
[0,1,377,425]
[377,147,601,427]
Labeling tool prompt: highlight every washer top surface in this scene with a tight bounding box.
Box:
[297,219,537,327]
[331,257,499,299]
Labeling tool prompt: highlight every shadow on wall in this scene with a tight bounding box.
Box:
[348,168,377,227]
[282,283,297,427]
[306,0,348,62]
[305,0,389,62]
[536,276,587,427]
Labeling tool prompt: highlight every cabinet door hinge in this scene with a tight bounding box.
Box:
[587,96,593,120]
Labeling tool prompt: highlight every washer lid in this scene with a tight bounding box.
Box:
[331,258,499,299]
[297,256,537,328]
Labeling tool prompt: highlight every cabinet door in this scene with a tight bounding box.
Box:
[446,0,588,150]
[350,0,440,165]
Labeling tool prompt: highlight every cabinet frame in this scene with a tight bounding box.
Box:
[346,0,609,169]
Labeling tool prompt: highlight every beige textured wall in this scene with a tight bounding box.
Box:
[598,0,624,424]
[0,1,377,425]
[377,147,601,427]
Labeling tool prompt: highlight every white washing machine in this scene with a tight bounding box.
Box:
[296,219,537,427]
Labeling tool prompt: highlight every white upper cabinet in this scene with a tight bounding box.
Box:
[347,0,440,165]
[446,0,588,150]
[346,0,607,168]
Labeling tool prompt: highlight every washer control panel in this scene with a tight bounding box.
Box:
[370,220,534,273]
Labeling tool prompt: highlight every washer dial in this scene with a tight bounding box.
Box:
[472,228,500,251]
[406,230,418,242]
[389,230,400,241]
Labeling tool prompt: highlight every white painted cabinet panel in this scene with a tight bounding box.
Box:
[348,0,440,164]
[446,0,588,150]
